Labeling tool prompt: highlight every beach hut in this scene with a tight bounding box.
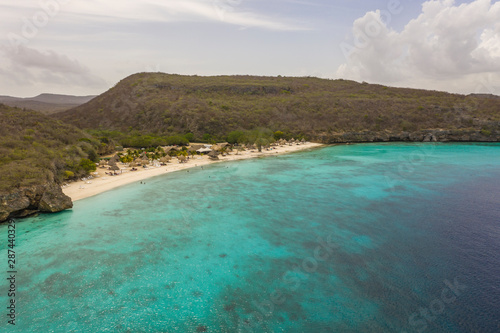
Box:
[188,144,204,153]
[164,146,181,156]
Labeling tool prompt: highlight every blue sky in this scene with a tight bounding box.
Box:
[1,0,499,96]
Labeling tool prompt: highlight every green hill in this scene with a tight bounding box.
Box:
[53,73,500,143]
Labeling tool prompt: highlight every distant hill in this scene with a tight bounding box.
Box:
[0,93,96,114]
[54,73,500,143]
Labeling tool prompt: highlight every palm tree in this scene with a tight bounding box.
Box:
[121,155,133,163]
[177,150,188,157]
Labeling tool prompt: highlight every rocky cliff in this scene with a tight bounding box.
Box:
[317,129,500,144]
[0,183,72,223]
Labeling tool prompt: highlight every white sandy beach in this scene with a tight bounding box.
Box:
[63,142,323,201]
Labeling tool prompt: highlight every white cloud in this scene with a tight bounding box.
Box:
[37,0,307,31]
[0,45,107,94]
[0,0,310,96]
[336,0,500,94]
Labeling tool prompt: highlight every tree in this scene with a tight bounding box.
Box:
[243,128,274,152]
[120,155,134,163]
[274,131,284,140]
[227,130,245,144]
[254,137,270,152]
[202,133,212,142]
[86,149,99,162]
[79,158,96,173]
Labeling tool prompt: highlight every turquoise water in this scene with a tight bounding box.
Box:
[1,143,499,332]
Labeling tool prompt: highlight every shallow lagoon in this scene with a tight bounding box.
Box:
[1,143,499,332]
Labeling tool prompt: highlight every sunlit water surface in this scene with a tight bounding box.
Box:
[1,143,499,332]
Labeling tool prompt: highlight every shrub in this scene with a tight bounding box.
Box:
[79,158,97,173]
[480,129,492,136]
[64,170,75,179]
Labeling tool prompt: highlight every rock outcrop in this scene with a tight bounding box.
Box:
[0,183,72,223]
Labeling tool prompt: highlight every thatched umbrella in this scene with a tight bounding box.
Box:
[109,154,120,164]
[140,154,150,165]
[208,150,220,160]
[109,165,120,173]
[129,161,138,167]
[218,142,229,148]
[99,160,107,167]
[178,155,187,163]
[160,156,171,163]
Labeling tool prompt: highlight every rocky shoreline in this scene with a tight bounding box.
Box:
[0,183,72,223]
[317,129,499,143]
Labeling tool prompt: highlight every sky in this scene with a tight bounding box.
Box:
[1,0,499,97]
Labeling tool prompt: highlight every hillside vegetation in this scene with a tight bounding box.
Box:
[53,73,500,143]
[0,104,113,192]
